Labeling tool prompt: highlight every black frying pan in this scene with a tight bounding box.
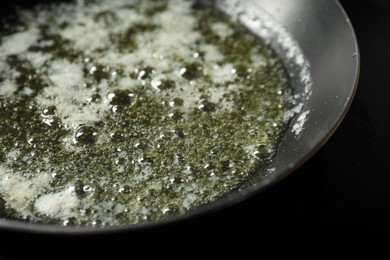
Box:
[0,0,359,234]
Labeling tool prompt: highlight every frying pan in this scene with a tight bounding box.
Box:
[0,0,359,233]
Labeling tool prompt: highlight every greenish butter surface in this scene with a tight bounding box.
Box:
[0,0,291,226]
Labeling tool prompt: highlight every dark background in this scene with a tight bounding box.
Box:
[1,0,389,259]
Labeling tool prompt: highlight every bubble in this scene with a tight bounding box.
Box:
[155,79,176,90]
[41,105,57,117]
[180,62,203,80]
[107,90,135,106]
[87,93,102,103]
[118,185,131,193]
[74,125,98,145]
[168,110,183,120]
[136,66,154,80]
[198,99,216,112]
[109,130,125,142]
[169,97,184,107]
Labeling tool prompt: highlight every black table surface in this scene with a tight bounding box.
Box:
[1,1,389,259]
